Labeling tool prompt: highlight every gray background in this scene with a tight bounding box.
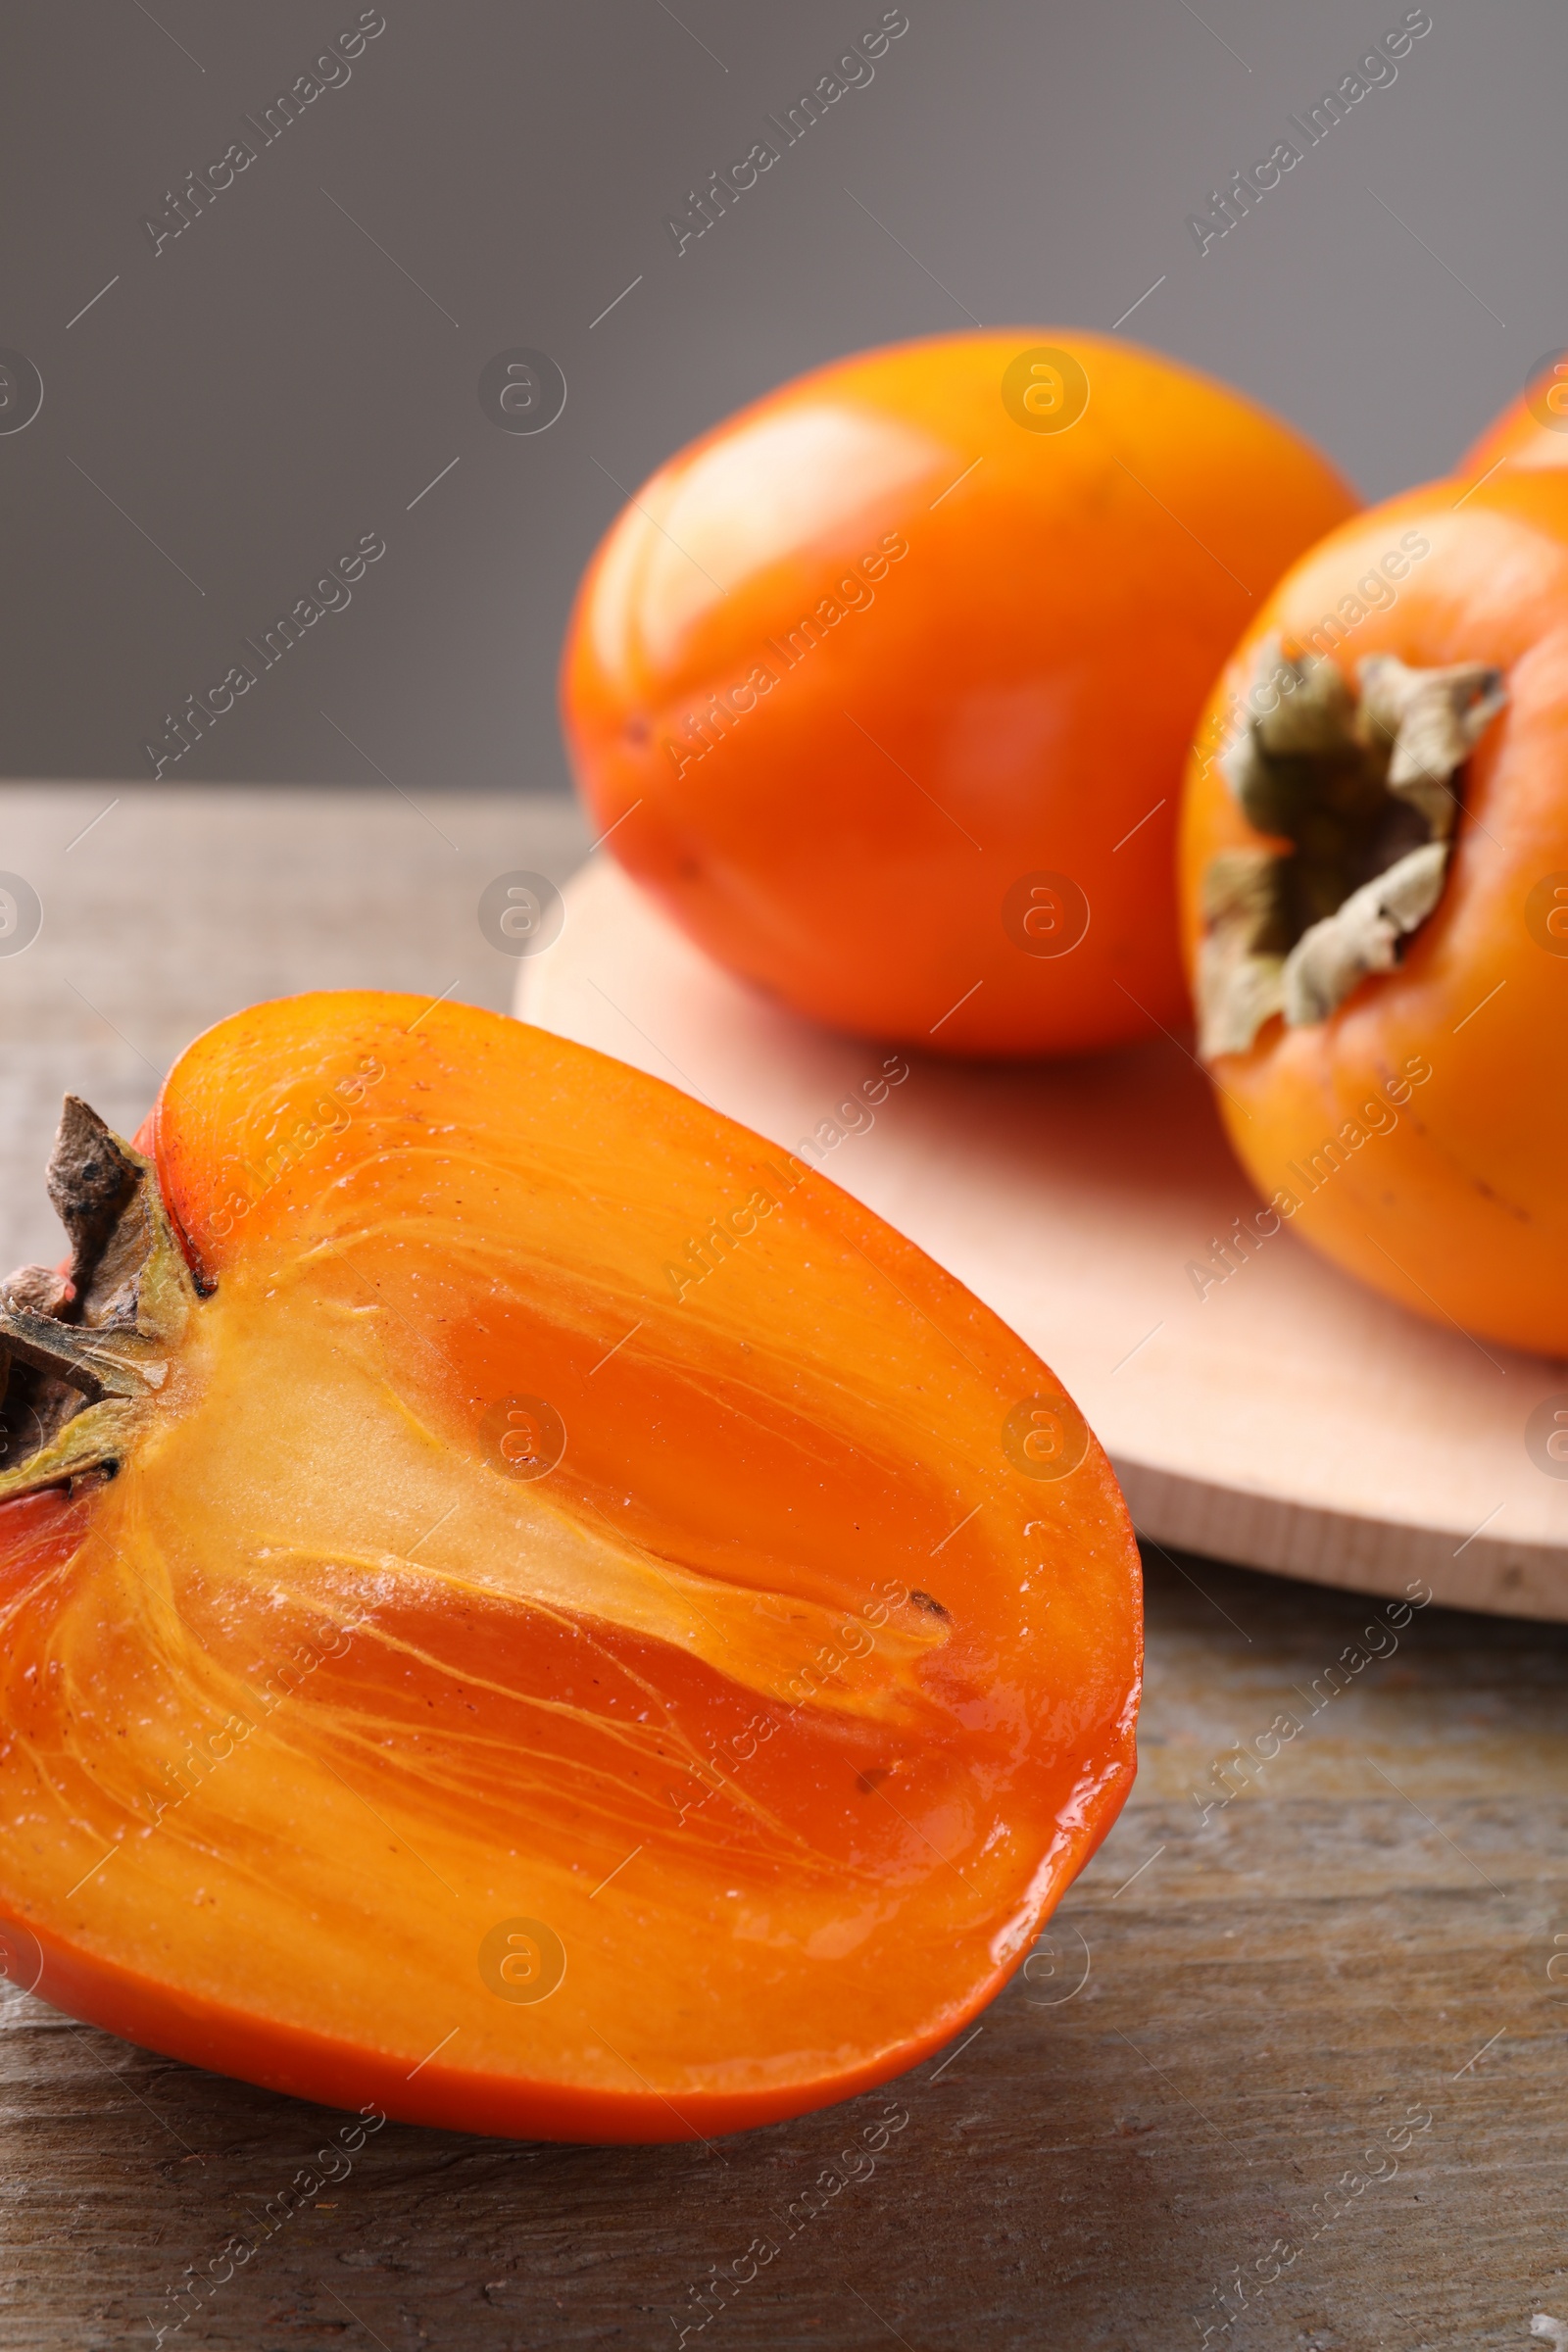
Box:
[0,0,1558,792]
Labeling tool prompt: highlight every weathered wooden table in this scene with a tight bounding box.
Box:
[0,786,1563,2351]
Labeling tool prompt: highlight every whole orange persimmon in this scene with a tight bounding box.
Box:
[1180,472,1568,1355]
[0,994,1140,2140]
[1458,357,1568,477]
[563,331,1355,1057]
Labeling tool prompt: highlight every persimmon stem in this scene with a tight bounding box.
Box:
[0,1299,143,1402]
[0,1099,197,1497]
[1198,641,1506,1059]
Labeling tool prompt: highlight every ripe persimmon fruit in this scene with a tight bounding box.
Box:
[1180,471,1568,1355]
[1458,356,1568,478]
[562,330,1355,1058]
[0,993,1140,2139]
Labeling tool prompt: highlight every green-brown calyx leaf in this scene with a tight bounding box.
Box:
[0,1098,198,1501]
[1197,640,1507,1061]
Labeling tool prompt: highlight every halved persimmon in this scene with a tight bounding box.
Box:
[0,993,1139,2140]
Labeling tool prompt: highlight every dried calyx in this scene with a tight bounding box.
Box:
[0,1098,197,1499]
[1197,639,1506,1060]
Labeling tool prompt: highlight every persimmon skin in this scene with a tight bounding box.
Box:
[1179,475,1568,1354]
[562,330,1356,1058]
[0,993,1141,2141]
[1458,367,1568,477]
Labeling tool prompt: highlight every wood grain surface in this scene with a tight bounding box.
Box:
[0,787,1563,2351]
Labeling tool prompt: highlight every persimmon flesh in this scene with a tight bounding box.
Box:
[0,994,1140,2140]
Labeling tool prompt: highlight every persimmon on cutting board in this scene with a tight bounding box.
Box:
[1179,472,1568,1355]
[0,994,1140,2140]
[562,329,1356,1057]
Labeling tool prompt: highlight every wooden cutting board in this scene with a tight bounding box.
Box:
[519,857,1568,1620]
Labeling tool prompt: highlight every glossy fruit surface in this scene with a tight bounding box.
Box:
[1179,474,1568,1354]
[562,330,1356,1057]
[1458,363,1568,477]
[0,992,1140,2140]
